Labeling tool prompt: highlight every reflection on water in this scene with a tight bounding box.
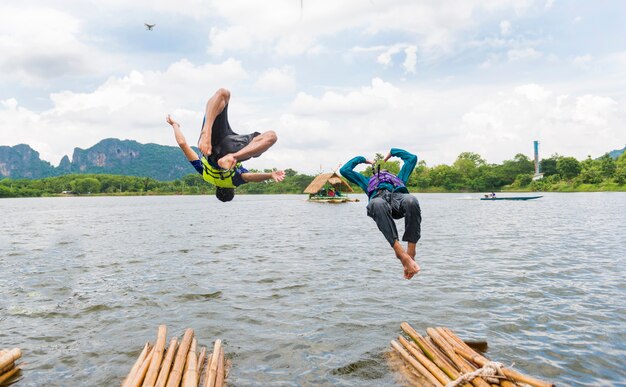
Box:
[1,193,625,386]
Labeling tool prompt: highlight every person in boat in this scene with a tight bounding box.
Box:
[340,148,421,280]
[491,192,496,198]
[166,88,284,202]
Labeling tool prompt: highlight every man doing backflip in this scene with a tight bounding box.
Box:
[340,148,421,279]
[167,88,284,202]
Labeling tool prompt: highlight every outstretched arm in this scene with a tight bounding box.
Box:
[339,156,372,192]
[241,170,285,183]
[167,115,199,162]
[386,148,417,183]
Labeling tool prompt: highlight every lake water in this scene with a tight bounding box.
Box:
[1,193,625,386]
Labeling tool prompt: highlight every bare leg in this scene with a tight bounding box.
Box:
[407,242,416,260]
[198,88,230,156]
[393,241,420,279]
[217,130,278,169]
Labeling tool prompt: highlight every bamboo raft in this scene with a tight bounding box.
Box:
[389,323,554,387]
[0,348,22,385]
[122,325,228,387]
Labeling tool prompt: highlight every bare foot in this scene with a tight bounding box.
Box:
[217,154,237,170]
[399,253,421,279]
[393,241,420,279]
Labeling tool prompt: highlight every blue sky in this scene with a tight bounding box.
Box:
[1,0,625,173]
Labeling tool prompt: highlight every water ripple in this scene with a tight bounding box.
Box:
[0,193,625,385]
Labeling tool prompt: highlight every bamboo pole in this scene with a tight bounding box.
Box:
[442,328,488,363]
[441,328,554,387]
[391,340,444,387]
[0,349,7,374]
[436,328,488,376]
[144,325,167,387]
[166,328,194,387]
[204,339,222,387]
[0,365,20,384]
[398,336,452,385]
[123,343,152,387]
[196,347,207,385]
[155,338,178,387]
[129,347,155,387]
[205,352,214,384]
[433,327,480,372]
[427,328,491,387]
[0,348,21,371]
[0,359,16,376]
[182,338,198,387]
[215,347,225,387]
[401,322,461,380]
[440,327,514,387]
[423,336,462,375]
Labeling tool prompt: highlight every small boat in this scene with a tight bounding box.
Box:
[480,195,543,201]
[304,171,359,203]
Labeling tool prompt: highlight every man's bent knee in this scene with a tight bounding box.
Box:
[263,130,277,145]
[403,195,419,209]
[211,88,230,104]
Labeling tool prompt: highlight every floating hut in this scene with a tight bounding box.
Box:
[389,323,554,387]
[303,172,359,203]
[122,325,228,387]
[0,347,22,385]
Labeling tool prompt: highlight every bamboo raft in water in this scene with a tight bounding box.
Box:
[0,347,22,385]
[389,323,554,387]
[121,325,228,387]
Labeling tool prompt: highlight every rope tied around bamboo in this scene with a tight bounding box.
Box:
[445,361,505,387]
[391,323,555,387]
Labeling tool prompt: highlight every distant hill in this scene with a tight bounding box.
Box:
[0,144,58,179]
[0,139,196,181]
[608,146,625,159]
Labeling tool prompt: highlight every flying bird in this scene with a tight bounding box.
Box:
[144,23,155,31]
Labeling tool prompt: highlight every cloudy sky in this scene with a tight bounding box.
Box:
[1,1,625,173]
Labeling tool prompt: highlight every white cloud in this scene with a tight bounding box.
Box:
[500,20,512,36]
[573,54,593,68]
[255,67,296,93]
[208,26,255,56]
[0,59,249,165]
[515,84,552,102]
[507,47,542,61]
[3,69,625,174]
[374,44,418,73]
[1,0,625,175]
[403,46,418,74]
[459,85,623,163]
[290,78,398,116]
[572,95,618,126]
[0,6,94,83]
[207,1,538,59]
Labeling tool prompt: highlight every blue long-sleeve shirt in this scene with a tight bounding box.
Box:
[340,148,417,198]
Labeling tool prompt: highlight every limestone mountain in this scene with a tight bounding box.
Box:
[0,144,57,179]
[0,139,196,181]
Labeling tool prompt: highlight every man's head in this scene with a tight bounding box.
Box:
[215,187,235,202]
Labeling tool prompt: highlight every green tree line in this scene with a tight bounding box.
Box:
[1,152,625,198]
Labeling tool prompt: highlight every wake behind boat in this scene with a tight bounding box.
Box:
[480,195,543,201]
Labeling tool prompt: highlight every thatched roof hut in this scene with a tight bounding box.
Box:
[303,172,354,194]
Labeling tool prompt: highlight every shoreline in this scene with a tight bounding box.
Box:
[2,188,625,199]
